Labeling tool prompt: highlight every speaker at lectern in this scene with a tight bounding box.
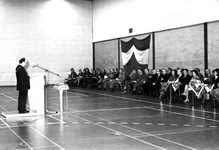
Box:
[1,73,45,118]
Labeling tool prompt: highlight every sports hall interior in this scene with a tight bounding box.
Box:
[1,0,219,149]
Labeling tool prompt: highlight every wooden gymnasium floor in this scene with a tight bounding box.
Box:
[1,86,219,150]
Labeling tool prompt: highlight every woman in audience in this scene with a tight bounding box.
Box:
[183,69,205,103]
[107,68,117,91]
[80,68,91,87]
[181,69,192,96]
[76,69,84,87]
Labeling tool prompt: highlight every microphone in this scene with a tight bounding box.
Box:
[32,62,38,68]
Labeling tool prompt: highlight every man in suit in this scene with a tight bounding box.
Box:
[16,57,30,113]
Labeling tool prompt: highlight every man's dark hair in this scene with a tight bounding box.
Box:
[19,57,26,64]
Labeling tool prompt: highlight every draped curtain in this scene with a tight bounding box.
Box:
[121,35,151,76]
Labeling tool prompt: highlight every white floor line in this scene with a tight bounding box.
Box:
[79,113,198,150]
[0,92,17,102]
[31,145,58,149]
[67,113,166,150]
[72,89,219,115]
[67,91,89,97]
[0,103,8,111]
[134,128,217,138]
[66,106,148,113]
[29,126,65,150]
[1,119,33,150]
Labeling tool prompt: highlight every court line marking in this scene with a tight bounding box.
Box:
[77,112,197,150]
[71,89,219,115]
[71,89,219,123]
[0,92,17,102]
[65,101,219,124]
[0,104,7,111]
[134,128,217,138]
[31,145,58,149]
[29,126,65,150]
[67,114,166,150]
[0,118,34,150]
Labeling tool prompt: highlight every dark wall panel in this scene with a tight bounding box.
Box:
[155,25,204,72]
[208,21,219,70]
[94,39,118,69]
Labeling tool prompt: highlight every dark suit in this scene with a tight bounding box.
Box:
[16,65,30,112]
[213,76,219,90]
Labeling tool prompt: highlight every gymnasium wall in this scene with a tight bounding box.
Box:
[208,21,219,70]
[94,21,219,73]
[0,0,92,86]
[94,39,119,70]
[93,0,219,42]
[155,24,204,71]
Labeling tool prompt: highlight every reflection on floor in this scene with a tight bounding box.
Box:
[0,86,219,150]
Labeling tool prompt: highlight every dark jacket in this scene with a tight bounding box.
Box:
[182,75,192,85]
[213,76,219,89]
[16,65,30,91]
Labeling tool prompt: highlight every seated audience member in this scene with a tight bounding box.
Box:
[116,68,126,89]
[65,68,78,87]
[194,68,204,82]
[142,69,157,96]
[159,69,170,97]
[183,69,206,103]
[210,69,219,104]
[153,69,162,97]
[204,69,214,84]
[133,68,147,94]
[181,69,192,95]
[89,69,98,88]
[159,69,177,99]
[97,69,105,89]
[108,69,117,91]
[122,69,138,93]
[102,69,112,90]
[167,68,172,79]
[175,68,184,93]
[80,68,91,87]
[76,69,84,86]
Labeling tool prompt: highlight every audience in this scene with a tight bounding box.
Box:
[65,66,219,107]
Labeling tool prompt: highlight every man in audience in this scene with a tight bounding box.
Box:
[204,69,214,84]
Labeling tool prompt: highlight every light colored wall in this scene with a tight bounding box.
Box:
[93,0,219,42]
[0,0,92,85]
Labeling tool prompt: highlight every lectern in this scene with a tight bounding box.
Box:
[53,84,69,113]
[1,73,45,118]
[28,73,45,115]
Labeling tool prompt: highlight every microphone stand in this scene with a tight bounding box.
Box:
[34,64,60,114]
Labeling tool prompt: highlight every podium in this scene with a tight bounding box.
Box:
[28,73,45,115]
[1,73,45,118]
[53,84,69,113]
